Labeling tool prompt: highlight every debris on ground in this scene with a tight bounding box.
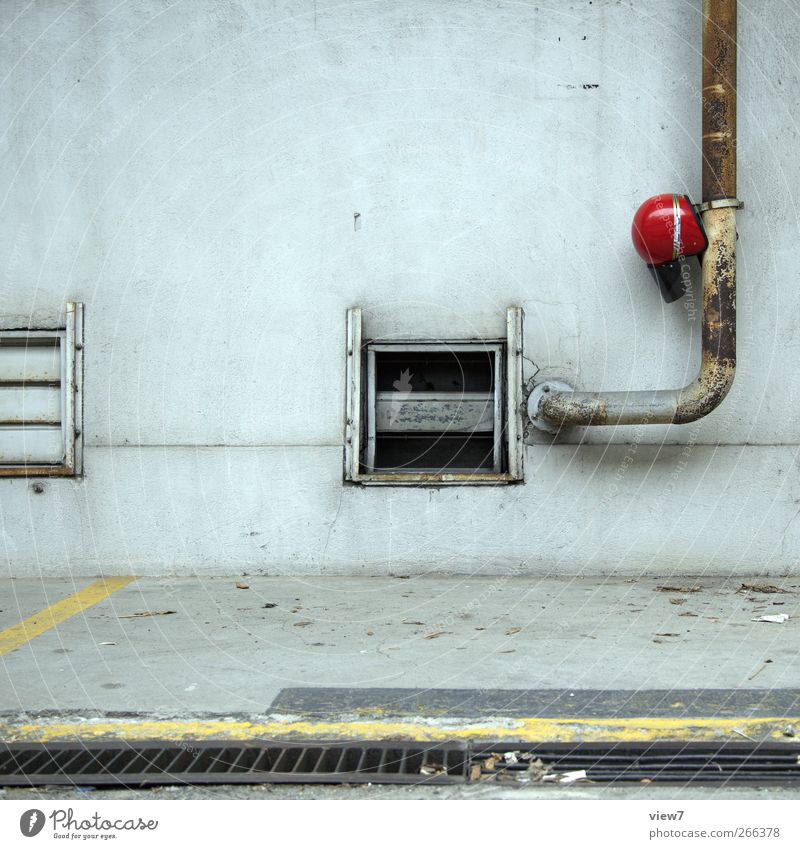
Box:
[119,610,176,619]
[481,754,500,772]
[423,631,449,640]
[235,582,249,590]
[739,583,790,594]
[748,659,773,681]
[543,769,588,785]
[733,729,757,742]
[505,626,521,635]
[471,752,550,784]
[526,758,549,781]
[293,620,313,627]
[656,585,702,593]
[262,603,277,608]
[669,598,686,605]
[419,763,446,777]
[751,613,789,624]
[655,632,680,637]
[402,619,424,625]
[679,612,699,617]
[97,641,117,646]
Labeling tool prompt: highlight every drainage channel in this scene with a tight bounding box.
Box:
[473,743,800,784]
[0,742,468,787]
[1,742,798,787]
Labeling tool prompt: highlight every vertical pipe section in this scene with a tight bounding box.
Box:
[702,0,737,202]
[673,204,736,424]
[536,0,737,429]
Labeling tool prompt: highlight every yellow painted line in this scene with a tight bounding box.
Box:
[1,716,798,744]
[0,577,136,657]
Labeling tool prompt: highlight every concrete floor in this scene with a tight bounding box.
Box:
[2,575,799,798]
[2,575,799,718]
[4,782,800,801]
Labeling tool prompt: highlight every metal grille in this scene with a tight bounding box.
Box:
[0,302,83,477]
[472,743,800,783]
[1,741,798,787]
[0,742,468,787]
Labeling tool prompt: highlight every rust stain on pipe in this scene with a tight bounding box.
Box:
[673,206,736,424]
[537,0,737,430]
[702,0,737,202]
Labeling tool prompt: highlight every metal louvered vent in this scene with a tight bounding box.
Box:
[0,742,468,787]
[0,302,83,477]
[344,307,526,485]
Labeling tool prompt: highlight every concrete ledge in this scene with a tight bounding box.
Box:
[271,687,800,720]
[2,715,798,745]
[2,688,799,744]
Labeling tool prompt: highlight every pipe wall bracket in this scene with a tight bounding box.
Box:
[527,380,575,434]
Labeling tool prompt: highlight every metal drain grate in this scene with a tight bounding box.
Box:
[0,742,468,787]
[472,743,800,783]
[2,741,798,787]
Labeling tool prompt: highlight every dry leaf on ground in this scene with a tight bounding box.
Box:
[739,583,790,594]
[120,610,176,619]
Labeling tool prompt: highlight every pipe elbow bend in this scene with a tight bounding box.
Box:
[673,360,736,425]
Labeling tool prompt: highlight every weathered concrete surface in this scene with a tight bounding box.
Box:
[1,576,798,717]
[3,444,800,576]
[4,783,800,801]
[2,1,800,574]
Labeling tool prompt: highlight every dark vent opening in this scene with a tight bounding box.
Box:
[374,433,497,472]
[375,350,494,393]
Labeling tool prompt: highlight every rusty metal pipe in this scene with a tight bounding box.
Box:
[535,0,737,430]
[703,0,737,202]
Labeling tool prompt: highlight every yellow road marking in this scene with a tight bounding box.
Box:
[0,577,136,657]
[1,716,797,744]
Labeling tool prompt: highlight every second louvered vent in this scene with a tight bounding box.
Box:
[365,342,504,474]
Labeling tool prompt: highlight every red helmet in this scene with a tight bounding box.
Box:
[631,193,707,302]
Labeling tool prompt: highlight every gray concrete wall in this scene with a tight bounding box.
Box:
[1,0,798,576]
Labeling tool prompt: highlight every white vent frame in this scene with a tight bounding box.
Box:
[345,307,524,485]
[0,302,84,477]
